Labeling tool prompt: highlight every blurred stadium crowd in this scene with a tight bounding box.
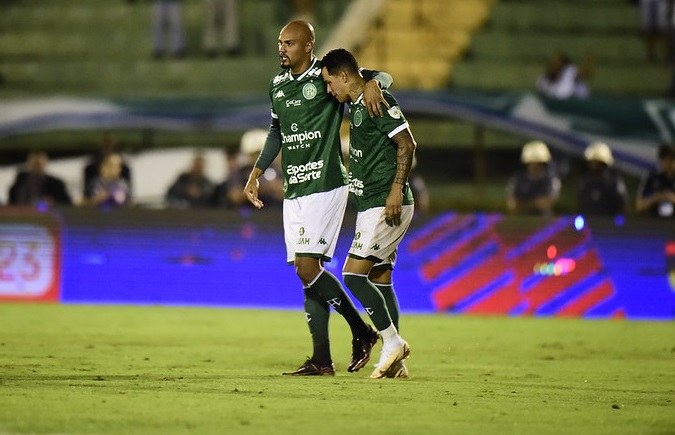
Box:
[0,0,674,216]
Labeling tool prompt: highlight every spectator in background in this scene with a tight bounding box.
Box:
[83,132,132,203]
[535,51,593,99]
[577,142,629,217]
[636,144,675,217]
[203,0,241,58]
[8,151,72,207]
[409,155,430,214]
[506,140,561,216]
[639,0,671,63]
[165,152,215,209]
[289,0,316,22]
[152,0,185,59]
[84,152,133,209]
[213,129,283,208]
[211,148,241,207]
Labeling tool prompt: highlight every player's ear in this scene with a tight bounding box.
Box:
[340,69,348,82]
[305,41,313,54]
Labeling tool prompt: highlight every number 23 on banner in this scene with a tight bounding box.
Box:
[0,223,60,301]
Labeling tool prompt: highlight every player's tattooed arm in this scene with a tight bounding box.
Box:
[385,128,417,226]
[392,129,416,186]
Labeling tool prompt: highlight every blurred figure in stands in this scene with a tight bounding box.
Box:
[165,152,215,209]
[409,155,430,214]
[8,151,72,207]
[577,142,628,217]
[506,140,561,216]
[638,0,671,63]
[535,51,593,99]
[83,132,132,203]
[202,0,241,58]
[213,129,283,208]
[636,144,675,218]
[289,0,316,22]
[84,152,133,209]
[152,0,186,59]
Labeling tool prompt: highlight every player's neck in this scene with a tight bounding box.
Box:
[349,78,366,104]
[291,55,315,75]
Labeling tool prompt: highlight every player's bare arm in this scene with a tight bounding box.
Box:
[363,79,390,118]
[244,167,265,209]
[385,128,417,226]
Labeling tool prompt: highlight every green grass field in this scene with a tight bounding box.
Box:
[0,304,673,435]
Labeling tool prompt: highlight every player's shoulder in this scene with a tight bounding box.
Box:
[382,89,399,104]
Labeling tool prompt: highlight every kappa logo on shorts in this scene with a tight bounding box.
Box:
[318,238,327,245]
[370,244,380,251]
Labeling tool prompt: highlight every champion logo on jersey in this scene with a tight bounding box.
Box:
[274,89,286,99]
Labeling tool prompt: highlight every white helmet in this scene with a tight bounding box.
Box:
[240,128,268,155]
[584,141,614,166]
[521,140,551,164]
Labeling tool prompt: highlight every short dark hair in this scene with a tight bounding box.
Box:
[658,144,674,160]
[321,48,360,76]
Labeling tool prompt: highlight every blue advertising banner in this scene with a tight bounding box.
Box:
[2,208,672,320]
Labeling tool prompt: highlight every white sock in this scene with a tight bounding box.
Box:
[380,324,404,350]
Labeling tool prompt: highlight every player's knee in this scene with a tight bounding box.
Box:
[295,260,320,284]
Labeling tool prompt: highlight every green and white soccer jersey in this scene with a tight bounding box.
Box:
[347,90,415,212]
[269,58,348,199]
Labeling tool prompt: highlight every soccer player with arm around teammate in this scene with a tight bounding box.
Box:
[321,48,416,379]
[243,20,394,376]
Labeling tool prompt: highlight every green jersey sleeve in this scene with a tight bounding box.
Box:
[254,117,281,172]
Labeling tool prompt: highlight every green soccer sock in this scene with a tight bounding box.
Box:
[374,282,400,332]
[343,274,393,332]
[303,287,332,366]
[309,269,369,338]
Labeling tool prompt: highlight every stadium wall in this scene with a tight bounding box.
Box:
[1,207,673,320]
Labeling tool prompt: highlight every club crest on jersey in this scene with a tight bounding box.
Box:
[353,108,363,127]
[387,106,402,119]
[302,82,317,100]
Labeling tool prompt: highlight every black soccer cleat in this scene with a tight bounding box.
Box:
[282,359,335,376]
[348,325,380,373]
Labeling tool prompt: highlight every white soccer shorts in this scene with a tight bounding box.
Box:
[346,204,414,267]
[283,185,349,263]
